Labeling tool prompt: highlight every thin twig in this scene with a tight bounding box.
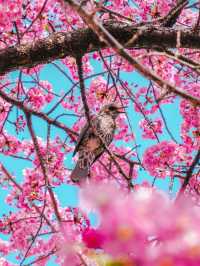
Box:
[25,113,62,223]
[76,56,91,124]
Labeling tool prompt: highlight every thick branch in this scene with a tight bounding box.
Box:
[1,22,200,75]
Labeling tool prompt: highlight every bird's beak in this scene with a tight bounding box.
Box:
[117,106,128,113]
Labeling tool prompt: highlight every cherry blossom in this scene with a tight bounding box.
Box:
[0,0,199,265]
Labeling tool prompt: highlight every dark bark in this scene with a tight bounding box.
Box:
[162,0,188,27]
[1,21,200,75]
[180,149,200,191]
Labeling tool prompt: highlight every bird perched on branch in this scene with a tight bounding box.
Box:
[70,103,126,182]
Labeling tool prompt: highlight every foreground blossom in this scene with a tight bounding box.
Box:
[78,182,200,266]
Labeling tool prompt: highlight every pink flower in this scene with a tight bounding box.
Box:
[26,81,53,109]
[80,182,200,265]
[143,141,188,178]
[82,228,104,249]
[139,118,163,139]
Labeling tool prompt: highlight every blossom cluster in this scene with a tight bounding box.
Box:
[78,183,200,266]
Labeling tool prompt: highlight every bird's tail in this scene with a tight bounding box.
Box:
[70,162,89,183]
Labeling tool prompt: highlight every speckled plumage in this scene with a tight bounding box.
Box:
[70,104,124,182]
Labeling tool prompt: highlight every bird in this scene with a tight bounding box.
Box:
[70,103,125,182]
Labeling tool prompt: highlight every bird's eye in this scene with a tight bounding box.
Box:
[108,106,116,111]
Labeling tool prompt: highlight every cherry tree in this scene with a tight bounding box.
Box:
[0,0,200,265]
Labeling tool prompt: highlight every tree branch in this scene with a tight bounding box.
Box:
[0,86,78,141]
[25,113,62,224]
[1,21,200,75]
[162,0,188,27]
[177,149,200,198]
[76,56,91,123]
[0,164,55,231]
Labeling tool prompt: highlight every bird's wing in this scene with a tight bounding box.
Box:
[73,122,90,156]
